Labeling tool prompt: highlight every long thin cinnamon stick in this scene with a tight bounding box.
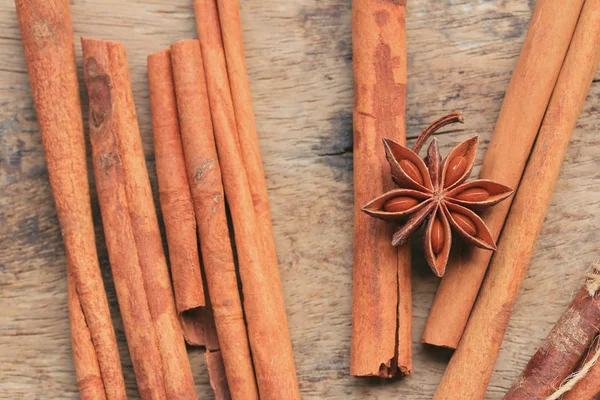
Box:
[215,0,283,297]
[147,48,219,350]
[351,0,411,377]
[434,2,600,398]
[505,266,600,399]
[169,39,259,400]
[423,0,586,349]
[193,2,300,398]
[15,2,125,398]
[82,38,167,400]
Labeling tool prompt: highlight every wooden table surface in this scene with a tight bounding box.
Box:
[1,0,599,399]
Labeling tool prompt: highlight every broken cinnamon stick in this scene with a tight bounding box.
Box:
[193,1,300,397]
[351,0,411,377]
[505,263,600,399]
[82,38,166,400]
[15,2,125,398]
[170,39,258,400]
[434,2,600,398]
[147,48,219,350]
[423,0,586,349]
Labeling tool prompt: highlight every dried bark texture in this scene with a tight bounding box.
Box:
[193,1,300,398]
[67,266,107,400]
[505,288,600,399]
[423,0,586,350]
[216,0,284,298]
[100,40,197,400]
[14,1,125,399]
[206,351,232,400]
[564,336,600,400]
[351,0,411,377]
[82,38,167,400]
[170,39,258,400]
[147,48,217,350]
[434,2,600,398]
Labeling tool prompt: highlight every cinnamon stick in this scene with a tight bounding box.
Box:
[15,2,125,398]
[82,38,166,400]
[147,48,218,350]
[434,2,600,398]
[82,38,197,400]
[351,0,411,377]
[193,2,300,397]
[423,0,586,349]
[505,265,600,399]
[215,0,283,297]
[170,39,259,400]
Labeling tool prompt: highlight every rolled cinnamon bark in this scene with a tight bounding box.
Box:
[423,0,586,349]
[147,48,219,349]
[193,1,300,398]
[434,2,600,398]
[101,40,197,400]
[216,0,283,297]
[15,2,125,398]
[505,268,600,399]
[351,0,411,377]
[82,38,166,400]
[170,39,259,400]
[83,38,198,400]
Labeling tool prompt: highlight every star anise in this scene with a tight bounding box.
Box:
[362,111,513,277]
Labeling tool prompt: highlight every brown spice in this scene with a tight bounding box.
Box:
[434,1,600,397]
[362,112,512,276]
[15,1,125,398]
[170,39,258,400]
[351,0,412,377]
[193,1,300,397]
[147,48,219,350]
[82,38,167,400]
[423,0,586,349]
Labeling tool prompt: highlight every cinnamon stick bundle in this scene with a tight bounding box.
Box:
[423,0,586,350]
[351,0,411,377]
[169,39,259,400]
[434,2,600,398]
[193,1,300,398]
[505,263,600,399]
[147,49,219,350]
[15,1,125,398]
[82,38,196,400]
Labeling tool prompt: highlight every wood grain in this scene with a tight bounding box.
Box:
[1,0,599,399]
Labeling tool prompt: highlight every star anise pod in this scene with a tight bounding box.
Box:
[362,111,513,277]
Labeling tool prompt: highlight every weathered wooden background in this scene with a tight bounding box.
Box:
[1,0,599,398]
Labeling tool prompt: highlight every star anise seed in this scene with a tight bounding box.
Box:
[362,111,513,277]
